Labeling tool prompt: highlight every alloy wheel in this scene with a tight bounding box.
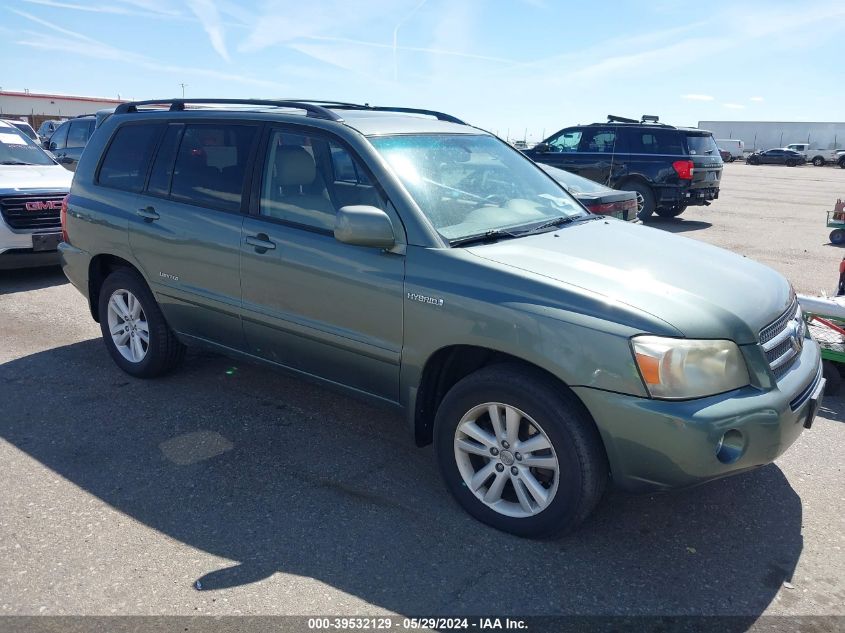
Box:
[454,402,559,518]
[107,289,149,363]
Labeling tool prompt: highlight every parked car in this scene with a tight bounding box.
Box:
[538,163,639,221]
[60,98,823,538]
[716,138,744,162]
[44,114,96,171]
[0,120,72,269]
[36,119,65,143]
[1,119,39,142]
[783,143,841,167]
[523,115,723,221]
[746,148,806,166]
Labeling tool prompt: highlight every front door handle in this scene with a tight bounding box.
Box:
[136,206,160,222]
[245,233,276,253]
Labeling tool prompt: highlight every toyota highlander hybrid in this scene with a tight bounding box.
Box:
[59,99,824,537]
[0,119,72,269]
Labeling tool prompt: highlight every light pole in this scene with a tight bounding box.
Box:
[179,83,188,98]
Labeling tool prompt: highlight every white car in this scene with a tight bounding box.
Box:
[0,120,73,269]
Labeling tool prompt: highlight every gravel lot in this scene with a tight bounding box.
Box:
[0,162,843,621]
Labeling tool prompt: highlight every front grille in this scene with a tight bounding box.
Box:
[0,194,65,231]
[759,298,804,380]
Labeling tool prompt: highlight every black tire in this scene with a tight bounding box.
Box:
[98,268,185,378]
[831,229,845,245]
[839,158,845,169]
[728,156,735,163]
[622,181,655,220]
[823,361,841,395]
[747,156,759,165]
[433,364,608,538]
[656,206,686,218]
[812,157,825,167]
[785,159,797,167]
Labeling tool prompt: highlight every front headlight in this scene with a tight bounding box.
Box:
[631,336,750,399]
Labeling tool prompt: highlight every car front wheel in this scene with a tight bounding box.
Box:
[98,268,185,378]
[434,365,608,538]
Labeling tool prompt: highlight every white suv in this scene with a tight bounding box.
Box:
[0,120,72,269]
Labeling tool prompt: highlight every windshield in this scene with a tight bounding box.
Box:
[686,134,719,156]
[370,134,586,241]
[0,126,56,165]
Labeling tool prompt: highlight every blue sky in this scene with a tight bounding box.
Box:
[2,0,844,142]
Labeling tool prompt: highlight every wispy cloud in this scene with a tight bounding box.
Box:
[749,96,764,102]
[187,0,230,62]
[681,94,715,101]
[9,7,285,91]
[723,103,746,110]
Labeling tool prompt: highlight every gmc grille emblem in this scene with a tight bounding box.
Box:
[25,200,62,211]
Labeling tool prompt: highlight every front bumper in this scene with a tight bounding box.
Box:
[573,337,822,492]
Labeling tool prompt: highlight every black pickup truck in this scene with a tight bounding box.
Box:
[523,115,723,220]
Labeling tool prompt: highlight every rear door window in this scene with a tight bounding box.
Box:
[169,123,258,212]
[66,120,92,149]
[97,123,164,192]
[579,129,617,153]
[147,125,184,196]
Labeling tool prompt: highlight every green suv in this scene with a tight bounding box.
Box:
[59,99,824,537]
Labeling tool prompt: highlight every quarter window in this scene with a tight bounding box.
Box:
[98,124,163,192]
[169,124,257,212]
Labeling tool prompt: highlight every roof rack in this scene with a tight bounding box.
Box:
[287,100,467,125]
[113,98,345,122]
[607,114,639,124]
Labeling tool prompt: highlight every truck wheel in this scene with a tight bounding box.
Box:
[656,206,685,218]
[812,157,825,167]
[434,364,608,538]
[831,229,845,245]
[839,158,845,169]
[823,361,841,395]
[98,268,185,378]
[622,181,655,220]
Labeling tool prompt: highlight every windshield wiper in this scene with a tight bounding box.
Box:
[0,161,34,165]
[449,228,521,247]
[518,216,575,235]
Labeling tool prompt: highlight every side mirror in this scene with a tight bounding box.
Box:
[534,142,550,153]
[334,205,396,249]
[48,141,57,151]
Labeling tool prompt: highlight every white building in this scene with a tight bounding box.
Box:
[0,90,125,128]
[699,120,845,152]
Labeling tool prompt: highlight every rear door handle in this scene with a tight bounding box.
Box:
[136,206,160,221]
[245,233,276,252]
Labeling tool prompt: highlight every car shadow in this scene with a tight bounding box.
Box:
[0,266,66,295]
[818,392,845,422]
[0,339,803,618]
[643,218,713,234]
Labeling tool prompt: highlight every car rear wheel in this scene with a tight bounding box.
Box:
[812,157,825,167]
[728,156,735,163]
[786,159,797,167]
[621,181,655,220]
[831,229,845,245]
[434,364,608,538]
[98,268,185,378]
[839,158,845,169]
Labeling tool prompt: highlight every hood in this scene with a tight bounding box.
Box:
[467,219,791,344]
[0,164,73,193]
